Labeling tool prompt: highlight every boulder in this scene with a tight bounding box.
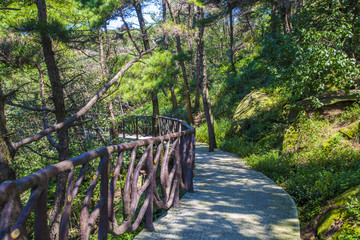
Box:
[232,90,277,132]
[339,120,360,139]
[317,185,360,239]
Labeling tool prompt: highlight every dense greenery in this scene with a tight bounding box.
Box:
[1,0,359,239]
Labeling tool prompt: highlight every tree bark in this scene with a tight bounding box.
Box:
[229,7,236,73]
[36,0,69,238]
[108,101,118,143]
[198,8,216,152]
[134,0,150,51]
[0,85,15,184]
[152,92,159,136]
[194,11,201,113]
[170,86,178,110]
[0,84,23,240]
[133,0,161,136]
[38,65,59,149]
[176,35,194,124]
[99,27,109,80]
[278,0,292,34]
[162,0,168,49]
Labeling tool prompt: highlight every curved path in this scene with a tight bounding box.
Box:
[135,143,300,240]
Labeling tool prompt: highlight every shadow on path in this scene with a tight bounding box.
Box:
[135,143,300,240]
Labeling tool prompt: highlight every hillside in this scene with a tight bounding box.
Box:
[0,0,359,239]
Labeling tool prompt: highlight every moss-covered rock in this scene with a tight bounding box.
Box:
[233,91,272,121]
[282,104,300,121]
[232,90,277,132]
[339,120,360,139]
[317,185,360,239]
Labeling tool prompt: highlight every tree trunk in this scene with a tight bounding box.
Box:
[162,0,168,49]
[38,66,59,149]
[108,101,118,143]
[134,0,150,51]
[0,86,15,184]
[194,6,202,112]
[152,92,159,136]
[133,0,161,137]
[0,85,23,240]
[194,14,201,113]
[176,35,194,124]
[278,0,292,34]
[170,86,178,110]
[198,9,216,152]
[37,0,69,238]
[270,3,279,34]
[229,7,236,73]
[99,27,109,80]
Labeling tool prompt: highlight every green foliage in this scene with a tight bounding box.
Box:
[142,50,180,90]
[338,102,360,124]
[212,53,277,117]
[245,150,292,181]
[346,197,360,221]
[196,118,231,146]
[260,0,360,104]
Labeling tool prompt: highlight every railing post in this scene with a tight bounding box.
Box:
[34,182,50,240]
[59,167,75,240]
[145,143,155,231]
[157,117,163,136]
[173,139,181,208]
[98,152,109,240]
[189,133,196,193]
[180,135,187,189]
[152,115,159,137]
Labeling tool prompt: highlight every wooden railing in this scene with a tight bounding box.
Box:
[0,116,195,239]
[120,115,184,138]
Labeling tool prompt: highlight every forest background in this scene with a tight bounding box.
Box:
[0,0,359,239]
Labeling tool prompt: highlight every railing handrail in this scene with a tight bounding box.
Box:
[0,115,195,239]
[0,124,194,202]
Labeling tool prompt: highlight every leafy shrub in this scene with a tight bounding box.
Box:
[261,0,360,103]
[196,118,232,147]
[245,150,292,182]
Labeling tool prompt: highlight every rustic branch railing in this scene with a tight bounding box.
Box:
[120,115,182,139]
[0,116,195,239]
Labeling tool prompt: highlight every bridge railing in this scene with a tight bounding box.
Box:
[120,115,185,138]
[0,116,195,239]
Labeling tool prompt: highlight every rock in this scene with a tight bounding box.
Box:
[232,90,277,132]
[339,120,360,139]
[285,91,360,120]
[317,185,360,239]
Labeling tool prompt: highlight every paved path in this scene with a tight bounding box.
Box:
[135,143,300,240]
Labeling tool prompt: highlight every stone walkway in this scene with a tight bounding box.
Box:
[135,143,300,240]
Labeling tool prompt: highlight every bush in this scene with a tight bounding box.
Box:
[195,118,231,146]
